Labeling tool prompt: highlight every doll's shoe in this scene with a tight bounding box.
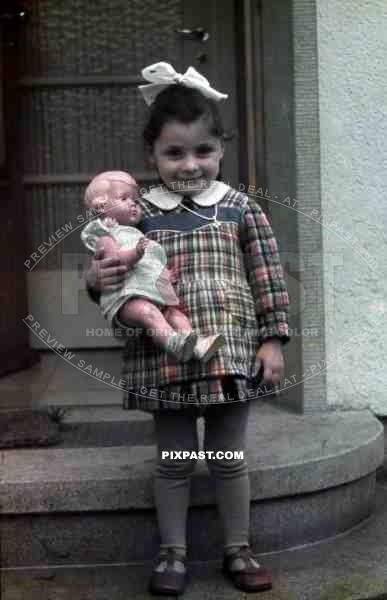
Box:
[193,334,225,363]
[149,547,188,596]
[165,331,198,362]
[222,545,272,593]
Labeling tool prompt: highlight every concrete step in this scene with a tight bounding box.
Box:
[3,483,387,600]
[0,403,137,424]
[0,403,383,568]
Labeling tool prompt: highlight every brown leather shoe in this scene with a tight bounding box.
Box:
[222,545,272,593]
[149,548,188,596]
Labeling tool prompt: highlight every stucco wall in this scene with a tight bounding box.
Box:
[317,1,387,412]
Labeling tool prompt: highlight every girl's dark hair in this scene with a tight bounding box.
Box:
[143,84,225,150]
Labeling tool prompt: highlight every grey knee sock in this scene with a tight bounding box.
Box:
[214,467,250,550]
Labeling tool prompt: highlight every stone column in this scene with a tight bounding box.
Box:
[261,0,327,413]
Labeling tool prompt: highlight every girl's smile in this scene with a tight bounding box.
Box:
[149,117,224,196]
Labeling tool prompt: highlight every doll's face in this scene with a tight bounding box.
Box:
[91,181,142,226]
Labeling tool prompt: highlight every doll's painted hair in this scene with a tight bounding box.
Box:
[142,84,225,150]
[84,170,137,207]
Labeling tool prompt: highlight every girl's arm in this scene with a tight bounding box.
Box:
[239,196,290,346]
[85,247,127,303]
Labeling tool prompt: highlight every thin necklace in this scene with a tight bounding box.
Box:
[180,200,221,228]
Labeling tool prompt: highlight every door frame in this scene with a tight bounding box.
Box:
[0,16,39,376]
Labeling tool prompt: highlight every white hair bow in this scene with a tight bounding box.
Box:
[138,62,228,105]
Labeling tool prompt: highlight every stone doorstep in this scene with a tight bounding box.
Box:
[0,406,383,514]
[0,407,384,566]
[1,472,377,566]
[5,484,387,600]
[1,486,387,600]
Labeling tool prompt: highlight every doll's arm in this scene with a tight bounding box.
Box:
[96,235,147,269]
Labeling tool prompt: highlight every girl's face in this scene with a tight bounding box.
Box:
[149,117,224,196]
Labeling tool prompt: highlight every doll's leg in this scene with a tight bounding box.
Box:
[118,299,197,362]
[164,307,226,363]
[163,306,193,333]
[119,298,175,345]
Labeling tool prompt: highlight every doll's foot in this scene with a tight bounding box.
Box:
[193,334,225,363]
[165,331,198,362]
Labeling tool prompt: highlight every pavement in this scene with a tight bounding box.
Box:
[2,419,387,600]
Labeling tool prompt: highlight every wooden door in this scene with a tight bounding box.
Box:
[0,3,39,376]
[13,0,240,349]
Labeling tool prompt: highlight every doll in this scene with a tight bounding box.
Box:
[81,171,225,362]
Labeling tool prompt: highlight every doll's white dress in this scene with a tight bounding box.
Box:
[81,218,179,327]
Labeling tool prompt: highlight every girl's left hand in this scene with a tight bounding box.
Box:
[254,338,284,386]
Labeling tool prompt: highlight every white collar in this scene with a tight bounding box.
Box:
[142,181,230,210]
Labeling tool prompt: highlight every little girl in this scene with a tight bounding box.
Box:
[86,62,290,595]
[81,170,225,363]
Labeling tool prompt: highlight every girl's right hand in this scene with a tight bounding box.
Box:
[86,246,127,292]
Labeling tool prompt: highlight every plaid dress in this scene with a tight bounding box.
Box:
[117,184,290,413]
